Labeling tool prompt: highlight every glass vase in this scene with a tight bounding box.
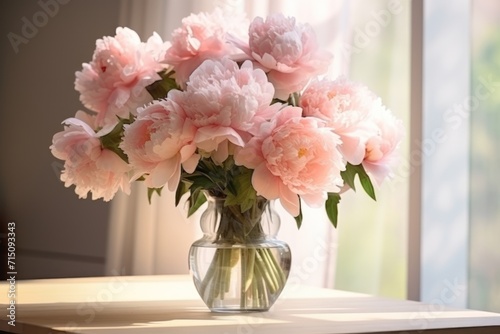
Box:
[188,194,291,312]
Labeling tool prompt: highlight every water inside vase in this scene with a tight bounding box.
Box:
[189,242,291,312]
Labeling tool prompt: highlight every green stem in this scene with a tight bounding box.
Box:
[263,248,285,287]
[219,249,227,300]
[244,248,255,291]
[255,250,278,293]
[240,248,246,309]
[254,258,269,308]
[199,249,218,298]
[224,249,232,293]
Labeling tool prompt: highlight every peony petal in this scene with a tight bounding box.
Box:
[275,106,303,127]
[179,143,197,163]
[234,139,264,169]
[195,126,245,150]
[96,150,129,172]
[182,153,200,174]
[278,184,300,217]
[148,157,179,188]
[211,140,229,164]
[363,161,391,186]
[300,192,327,208]
[252,164,280,200]
[62,117,96,137]
[227,33,252,56]
[339,134,365,165]
[167,163,181,192]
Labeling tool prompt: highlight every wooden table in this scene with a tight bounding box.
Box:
[1,275,500,333]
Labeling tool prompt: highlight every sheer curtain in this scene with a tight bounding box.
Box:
[106,0,350,289]
[333,0,410,299]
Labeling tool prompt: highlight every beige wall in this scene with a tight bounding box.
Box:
[0,0,122,279]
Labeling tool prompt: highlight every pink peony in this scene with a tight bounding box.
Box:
[50,111,131,201]
[235,106,345,217]
[176,58,277,163]
[301,77,380,165]
[75,27,168,127]
[164,8,247,88]
[232,13,331,100]
[120,99,199,191]
[362,106,404,185]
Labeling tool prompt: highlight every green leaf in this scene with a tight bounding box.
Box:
[340,163,358,191]
[175,180,191,206]
[226,179,238,197]
[325,193,341,228]
[187,189,207,217]
[183,173,215,190]
[223,156,235,171]
[294,201,303,229]
[287,92,301,107]
[271,97,288,104]
[340,163,377,201]
[146,70,179,100]
[99,117,129,163]
[357,165,376,201]
[224,168,256,212]
[147,187,163,204]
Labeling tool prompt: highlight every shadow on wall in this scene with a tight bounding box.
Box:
[0,0,124,279]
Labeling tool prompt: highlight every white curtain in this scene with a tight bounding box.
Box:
[106,0,350,289]
[331,0,410,299]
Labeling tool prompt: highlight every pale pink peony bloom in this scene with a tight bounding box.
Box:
[164,8,247,88]
[50,111,131,201]
[120,99,199,191]
[232,13,331,100]
[235,106,345,217]
[75,27,168,127]
[362,106,404,185]
[176,58,276,163]
[301,77,380,165]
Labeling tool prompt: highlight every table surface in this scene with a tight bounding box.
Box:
[1,275,500,334]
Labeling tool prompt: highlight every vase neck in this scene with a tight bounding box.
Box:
[200,195,280,244]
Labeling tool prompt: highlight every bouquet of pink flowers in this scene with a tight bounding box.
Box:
[50,8,403,228]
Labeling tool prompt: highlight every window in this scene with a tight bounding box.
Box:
[469,0,500,313]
